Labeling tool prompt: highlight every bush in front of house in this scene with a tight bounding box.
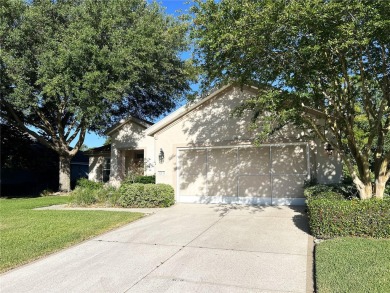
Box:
[70,183,120,207]
[70,187,98,206]
[118,183,174,208]
[305,185,390,239]
[122,175,156,184]
[76,178,104,190]
[134,175,156,184]
[93,186,121,206]
[304,183,358,200]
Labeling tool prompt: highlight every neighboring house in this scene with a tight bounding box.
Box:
[1,123,89,196]
[87,84,342,205]
[70,151,89,188]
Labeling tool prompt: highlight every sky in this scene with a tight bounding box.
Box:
[83,0,195,148]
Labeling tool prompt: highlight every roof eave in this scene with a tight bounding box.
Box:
[105,117,153,136]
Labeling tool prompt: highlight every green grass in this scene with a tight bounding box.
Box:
[315,237,390,293]
[0,196,143,272]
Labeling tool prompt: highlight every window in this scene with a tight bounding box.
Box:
[102,158,110,183]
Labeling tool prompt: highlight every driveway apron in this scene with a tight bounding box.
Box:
[0,204,312,293]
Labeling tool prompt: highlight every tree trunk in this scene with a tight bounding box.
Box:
[374,159,388,199]
[344,156,373,200]
[354,179,373,200]
[374,176,387,199]
[59,155,71,192]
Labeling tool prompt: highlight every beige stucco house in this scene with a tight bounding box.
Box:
[88,84,342,205]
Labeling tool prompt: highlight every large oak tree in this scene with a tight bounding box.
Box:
[1,0,192,191]
[191,0,390,199]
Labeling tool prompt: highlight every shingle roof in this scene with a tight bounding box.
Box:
[84,144,111,156]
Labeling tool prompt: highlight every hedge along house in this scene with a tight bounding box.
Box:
[88,84,342,205]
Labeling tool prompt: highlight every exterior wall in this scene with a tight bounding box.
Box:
[152,86,342,199]
[109,122,155,187]
[312,139,342,184]
[88,156,104,182]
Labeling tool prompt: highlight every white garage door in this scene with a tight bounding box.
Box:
[177,144,309,205]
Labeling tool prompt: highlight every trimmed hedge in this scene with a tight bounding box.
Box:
[306,186,390,238]
[118,183,174,208]
[304,183,358,200]
[134,175,156,184]
[122,175,156,184]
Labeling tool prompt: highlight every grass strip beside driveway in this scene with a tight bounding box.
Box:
[315,237,390,293]
[0,196,143,273]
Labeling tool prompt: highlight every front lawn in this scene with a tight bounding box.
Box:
[0,196,143,272]
[315,237,390,293]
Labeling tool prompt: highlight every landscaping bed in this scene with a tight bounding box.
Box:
[305,184,390,239]
[70,178,175,208]
[0,196,143,272]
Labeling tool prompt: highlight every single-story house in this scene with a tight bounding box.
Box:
[87,84,342,205]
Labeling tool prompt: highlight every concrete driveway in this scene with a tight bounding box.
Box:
[0,204,313,293]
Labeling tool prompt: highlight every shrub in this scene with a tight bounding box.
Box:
[93,186,121,206]
[122,175,156,184]
[118,183,174,208]
[76,178,103,190]
[306,197,390,239]
[143,184,175,206]
[70,187,98,206]
[304,183,358,200]
[70,184,120,207]
[134,175,156,184]
[117,183,145,207]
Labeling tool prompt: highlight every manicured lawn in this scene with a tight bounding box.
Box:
[0,196,143,273]
[315,237,390,293]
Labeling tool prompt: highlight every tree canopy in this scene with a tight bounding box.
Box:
[1,0,193,190]
[191,0,390,199]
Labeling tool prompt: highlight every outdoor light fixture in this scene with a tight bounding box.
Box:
[324,143,334,157]
[159,148,164,164]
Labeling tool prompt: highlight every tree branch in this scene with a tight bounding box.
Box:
[70,125,87,156]
[66,118,86,145]
[2,101,59,151]
[35,108,57,139]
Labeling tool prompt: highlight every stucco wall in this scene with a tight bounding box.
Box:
[109,121,155,187]
[312,139,342,184]
[88,156,104,182]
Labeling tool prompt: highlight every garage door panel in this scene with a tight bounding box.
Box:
[179,174,207,196]
[272,175,306,198]
[238,147,270,175]
[207,148,237,175]
[238,175,271,197]
[272,145,307,174]
[178,149,207,175]
[207,176,237,197]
